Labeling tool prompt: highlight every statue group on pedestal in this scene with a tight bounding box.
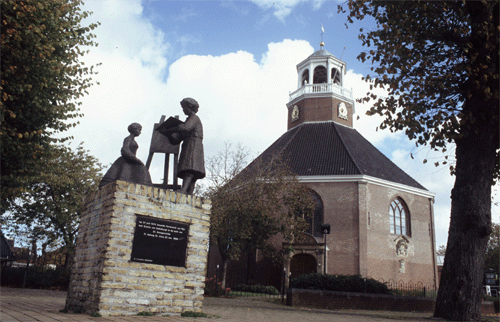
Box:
[99,98,205,195]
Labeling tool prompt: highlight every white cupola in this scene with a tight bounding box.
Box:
[287,42,355,130]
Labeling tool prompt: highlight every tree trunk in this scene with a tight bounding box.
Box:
[220,258,229,289]
[434,100,497,321]
[64,247,75,270]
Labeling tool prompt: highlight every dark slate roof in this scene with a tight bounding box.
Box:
[249,121,427,190]
[308,49,334,58]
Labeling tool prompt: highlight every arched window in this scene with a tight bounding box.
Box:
[301,69,309,85]
[305,190,324,237]
[313,66,327,84]
[331,68,341,84]
[389,198,410,236]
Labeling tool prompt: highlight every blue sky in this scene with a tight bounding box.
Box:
[139,0,371,75]
[67,0,498,251]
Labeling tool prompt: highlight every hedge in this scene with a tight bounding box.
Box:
[289,273,391,295]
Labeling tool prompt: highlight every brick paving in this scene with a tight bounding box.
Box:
[0,287,436,322]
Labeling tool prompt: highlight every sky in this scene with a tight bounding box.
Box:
[65,0,499,251]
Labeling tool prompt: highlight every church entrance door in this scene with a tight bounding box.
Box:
[290,253,317,279]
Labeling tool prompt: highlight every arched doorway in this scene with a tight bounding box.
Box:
[290,253,317,279]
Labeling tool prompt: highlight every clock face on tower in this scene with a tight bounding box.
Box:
[338,102,348,120]
[291,105,299,122]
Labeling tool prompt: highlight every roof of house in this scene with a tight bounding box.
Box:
[248,121,427,191]
[1,230,15,262]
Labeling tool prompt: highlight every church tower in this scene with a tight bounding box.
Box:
[287,42,355,129]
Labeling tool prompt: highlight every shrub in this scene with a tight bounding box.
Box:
[483,295,500,313]
[1,265,70,290]
[231,284,280,295]
[181,311,208,317]
[204,276,230,297]
[137,311,153,316]
[289,273,391,295]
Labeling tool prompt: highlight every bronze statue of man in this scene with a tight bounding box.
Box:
[161,98,205,195]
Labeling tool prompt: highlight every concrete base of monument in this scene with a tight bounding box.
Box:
[65,180,211,316]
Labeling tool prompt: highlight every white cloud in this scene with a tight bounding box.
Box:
[346,70,403,146]
[82,0,169,71]
[73,0,316,184]
[349,69,500,247]
[162,39,314,160]
[73,0,498,251]
[250,0,326,22]
[172,5,199,22]
[347,70,456,247]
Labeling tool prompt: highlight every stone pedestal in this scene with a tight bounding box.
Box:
[65,181,211,316]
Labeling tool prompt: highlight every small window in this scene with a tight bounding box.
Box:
[389,198,410,236]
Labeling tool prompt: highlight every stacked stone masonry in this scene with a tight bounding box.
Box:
[65,181,211,316]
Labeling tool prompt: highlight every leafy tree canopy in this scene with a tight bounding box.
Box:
[485,222,499,271]
[206,143,314,288]
[341,0,499,175]
[1,0,99,210]
[341,1,498,320]
[3,143,103,267]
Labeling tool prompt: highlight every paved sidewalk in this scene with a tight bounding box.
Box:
[0,287,436,322]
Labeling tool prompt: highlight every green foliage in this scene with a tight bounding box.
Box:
[209,150,314,263]
[1,265,70,290]
[340,0,499,176]
[137,311,153,316]
[341,2,498,320]
[483,295,500,313]
[436,245,446,256]
[90,312,102,317]
[181,311,208,318]
[1,0,100,210]
[485,223,500,271]
[205,143,314,288]
[204,275,231,297]
[3,144,103,267]
[232,284,279,295]
[290,273,391,295]
[72,307,83,314]
[391,288,437,299]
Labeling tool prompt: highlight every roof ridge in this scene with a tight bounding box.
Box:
[246,124,302,168]
[332,123,362,174]
[278,125,304,162]
[334,124,427,191]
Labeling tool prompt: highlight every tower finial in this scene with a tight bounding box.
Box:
[320,24,325,49]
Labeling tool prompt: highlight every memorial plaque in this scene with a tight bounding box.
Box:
[131,215,189,267]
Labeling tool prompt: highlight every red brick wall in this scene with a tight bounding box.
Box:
[287,288,496,315]
[287,97,353,129]
[363,183,437,287]
[287,288,436,312]
[307,182,360,275]
[304,181,437,287]
[207,179,437,290]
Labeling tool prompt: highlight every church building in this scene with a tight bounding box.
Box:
[207,42,438,290]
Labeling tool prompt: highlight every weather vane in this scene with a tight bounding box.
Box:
[320,24,325,49]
